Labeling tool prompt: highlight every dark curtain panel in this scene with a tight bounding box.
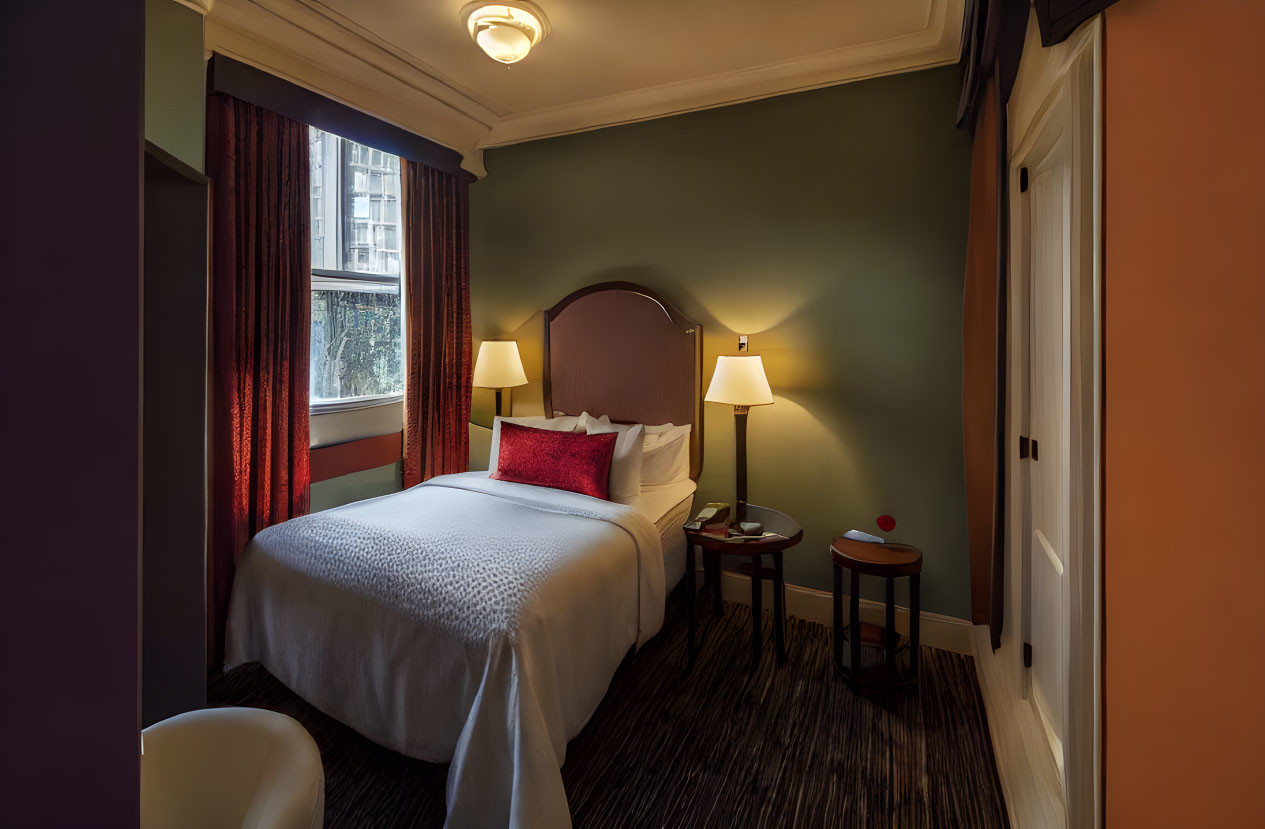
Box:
[958,0,1030,126]
[962,74,1001,629]
[206,93,311,669]
[958,0,1027,648]
[1036,0,1118,46]
[402,160,472,486]
[987,75,1008,650]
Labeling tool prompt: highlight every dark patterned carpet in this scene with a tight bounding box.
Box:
[210,589,1008,828]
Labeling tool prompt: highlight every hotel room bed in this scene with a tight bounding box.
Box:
[225,283,704,828]
[645,479,698,588]
[227,472,693,827]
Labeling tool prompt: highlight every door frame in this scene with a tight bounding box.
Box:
[1005,16,1102,829]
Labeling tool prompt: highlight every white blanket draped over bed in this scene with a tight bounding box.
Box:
[225,472,666,828]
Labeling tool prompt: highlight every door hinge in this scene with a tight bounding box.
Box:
[1019,435,1039,461]
[1023,641,1033,667]
[1020,166,1029,193]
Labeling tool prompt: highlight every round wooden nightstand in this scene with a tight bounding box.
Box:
[829,537,923,688]
[683,505,803,672]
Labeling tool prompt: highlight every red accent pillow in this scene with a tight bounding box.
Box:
[491,422,618,499]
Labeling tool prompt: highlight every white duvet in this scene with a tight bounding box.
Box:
[225,472,666,828]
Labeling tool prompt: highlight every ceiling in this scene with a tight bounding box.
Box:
[316,0,945,115]
[204,0,965,174]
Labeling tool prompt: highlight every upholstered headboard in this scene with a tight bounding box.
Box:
[543,282,704,480]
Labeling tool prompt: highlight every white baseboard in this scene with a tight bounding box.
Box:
[970,626,1067,828]
[711,570,973,654]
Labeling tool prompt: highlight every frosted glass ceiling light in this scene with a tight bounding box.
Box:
[460,2,551,65]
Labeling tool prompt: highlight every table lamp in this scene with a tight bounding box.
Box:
[472,339,528,418]
[704,348,773,522]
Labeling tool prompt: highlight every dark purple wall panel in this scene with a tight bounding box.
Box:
[0,2,144,825]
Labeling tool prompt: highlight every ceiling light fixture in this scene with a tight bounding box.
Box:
[459,2,551,65]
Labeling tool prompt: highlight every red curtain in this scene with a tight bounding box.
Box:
[402,160,472,486]
[206,93,311,668]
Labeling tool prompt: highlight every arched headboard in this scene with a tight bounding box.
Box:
[543,282,704,480]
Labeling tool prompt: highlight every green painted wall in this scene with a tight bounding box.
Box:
[310,462,403,513]
[469,66,973,618]
[145,0,204,172]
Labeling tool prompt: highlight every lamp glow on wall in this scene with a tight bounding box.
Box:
[459,2,551,65]
[705,340,773,523]
[473,340,528,418]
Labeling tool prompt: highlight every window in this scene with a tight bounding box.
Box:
[308,127,404,411]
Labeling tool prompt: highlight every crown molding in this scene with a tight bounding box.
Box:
[205,0,964,177]
[206,0,494,175]
[483,0,963,148]
[290,0,509,118]
[174,0,214,14]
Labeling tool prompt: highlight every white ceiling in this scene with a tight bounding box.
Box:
[316,0,942,115]
[204,0,965,174]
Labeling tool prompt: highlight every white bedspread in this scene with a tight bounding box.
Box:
[224,472,666,828]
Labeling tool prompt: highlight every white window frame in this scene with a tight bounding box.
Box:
[309,128,405,414]
[309,270,405,414]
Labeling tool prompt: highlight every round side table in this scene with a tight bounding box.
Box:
[829,537,923,688]
[683,505,803,672]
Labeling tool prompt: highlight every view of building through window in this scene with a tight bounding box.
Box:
[309,127,404,405]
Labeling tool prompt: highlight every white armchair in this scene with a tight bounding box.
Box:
[141,707,324,829]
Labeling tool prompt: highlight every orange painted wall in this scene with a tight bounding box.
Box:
[1104,2,1265,825]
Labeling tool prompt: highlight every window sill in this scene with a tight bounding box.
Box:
[310,393,403,416]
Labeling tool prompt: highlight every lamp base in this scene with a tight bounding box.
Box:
[734,406,748,524]
[492,387,515,418]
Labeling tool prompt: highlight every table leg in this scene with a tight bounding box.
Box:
[708,551,723,616]
[833,564,844,673]
[750,554,763,672]
[885,576,897,671]
[849,569,861,685]
[910,572,921,682]
[773,551,786,665]
[685,542,696,671]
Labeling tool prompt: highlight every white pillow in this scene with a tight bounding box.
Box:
[584,418,644,505]
[643,422,690,446]
[580,414,691,488]
[641,424,691,486]
[580,412,673,435]
[488,415,580,473]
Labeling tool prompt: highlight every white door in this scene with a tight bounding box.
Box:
[1018,92,1074,783]
[1004,20,1101,826]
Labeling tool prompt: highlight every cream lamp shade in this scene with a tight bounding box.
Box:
[705,355,773,407]
[472,340,529,389]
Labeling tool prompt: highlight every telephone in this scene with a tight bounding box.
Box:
[685,502,730,530]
